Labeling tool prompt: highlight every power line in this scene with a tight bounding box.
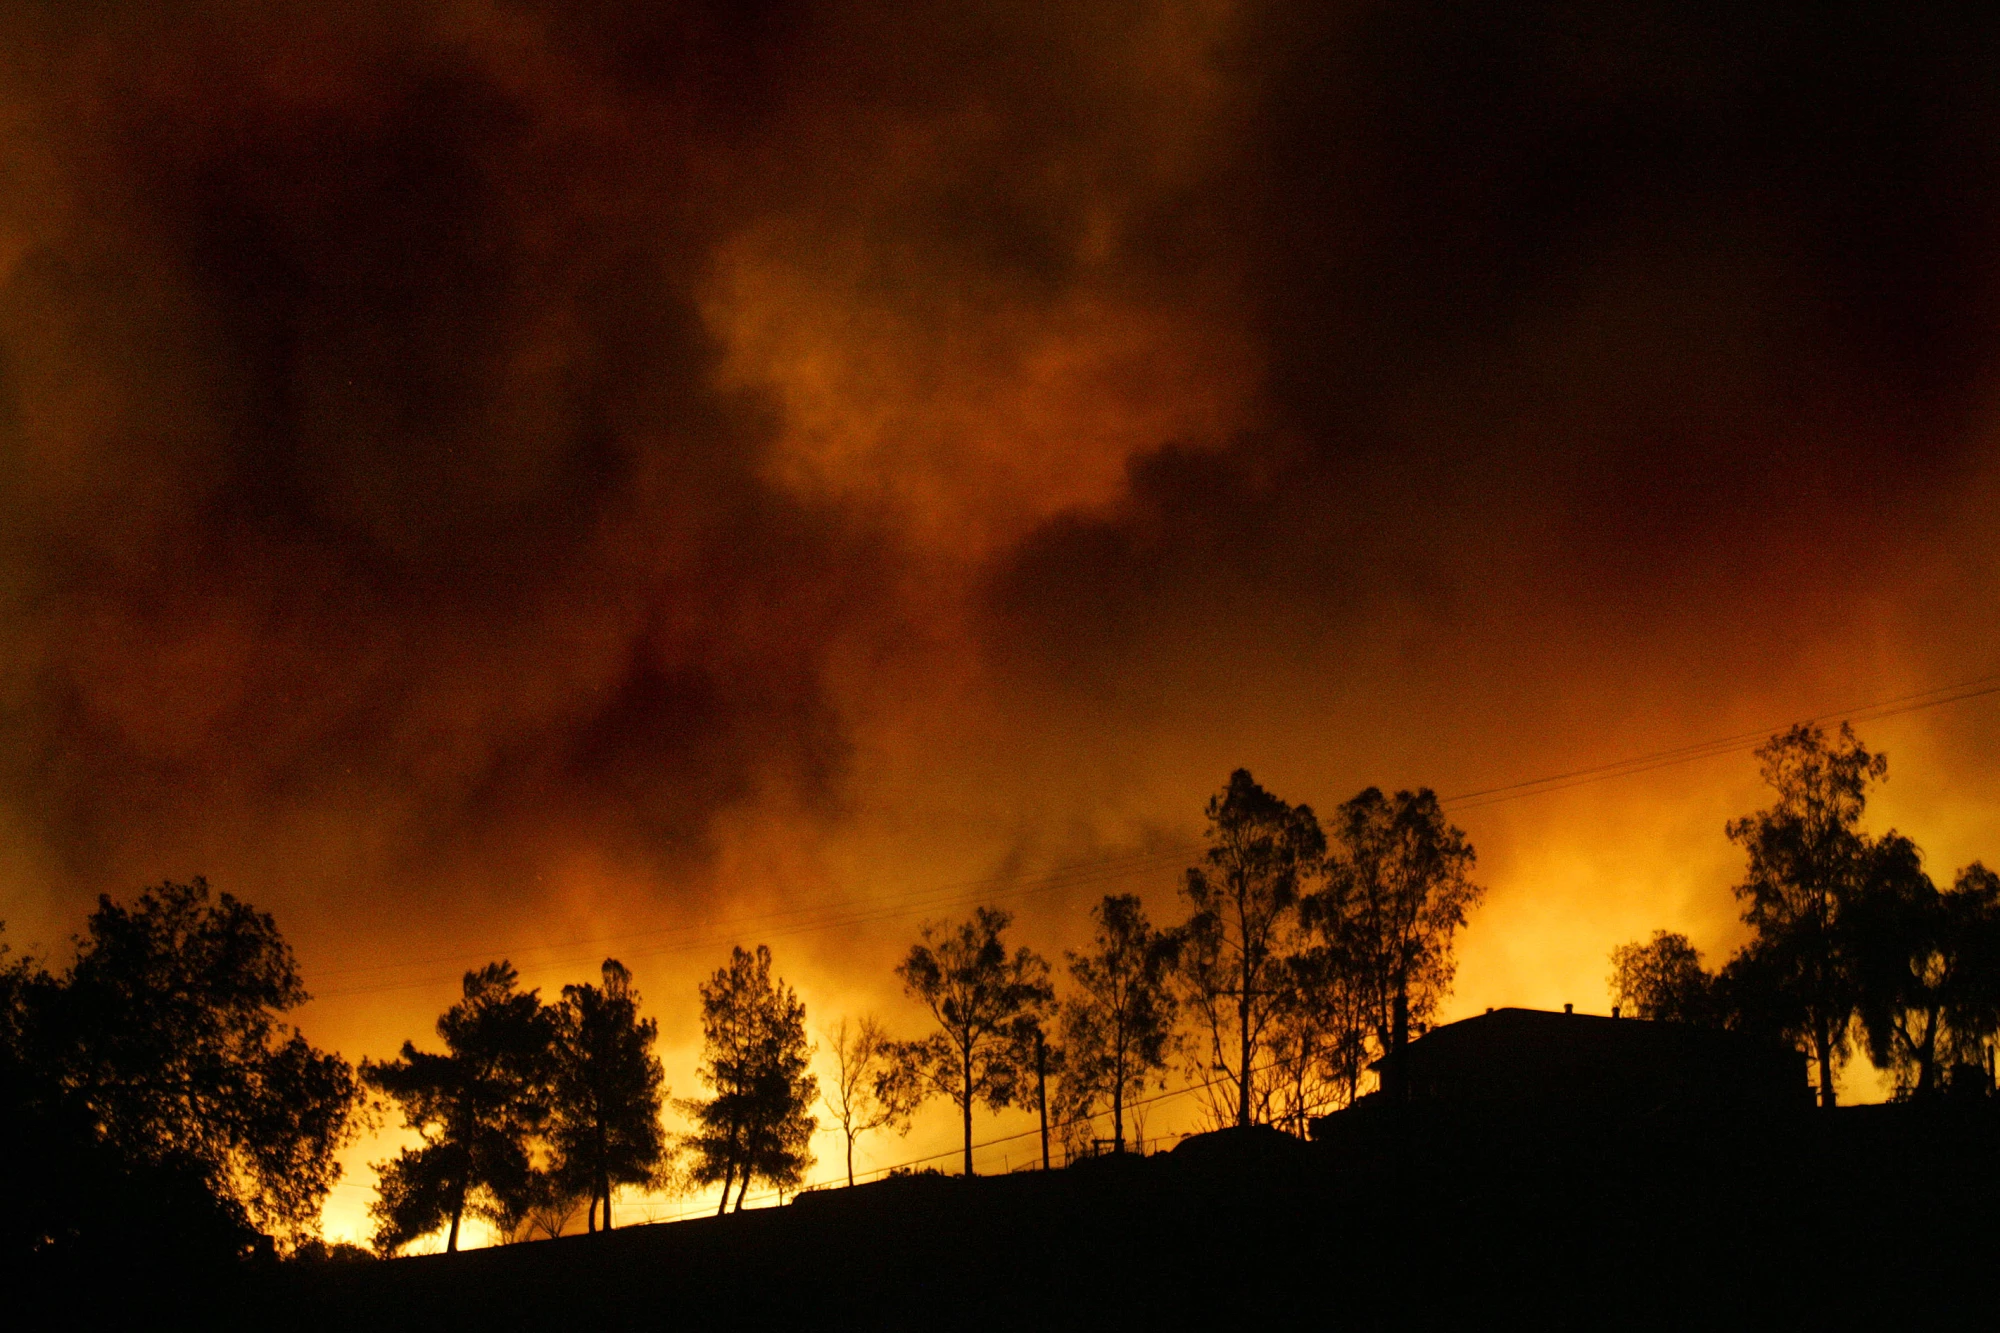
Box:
[1443,671,2000,810]
[320,669,2000,1243]
[307,666,2000,1003]
[332,1063,1245,1233]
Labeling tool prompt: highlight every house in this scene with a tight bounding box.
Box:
[1315,1006,1809,1132]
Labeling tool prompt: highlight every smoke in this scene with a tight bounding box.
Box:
[0,1,886,915]
[3,0,2000,1214]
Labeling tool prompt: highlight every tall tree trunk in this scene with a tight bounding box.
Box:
[1917,1010,1941,1098]
[446,1188,464,1254]
[962,1043,976,1176]
[846,1131,856,1189]
[1036,1031,1049,1169]
[732,1169,751,1211]
[1113,1030,1128,1153]
[1239,925,1253,1129]
[1388,970,1410,1108]
[716,1160,735,1217]
[1815,1014,1837,1109]
[587,1193,597,1234]
[596,1117,610,1229]
[1112,1019,1125,1151]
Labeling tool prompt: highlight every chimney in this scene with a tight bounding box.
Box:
[1563,1003,1573,1014]
[1612,1005,1621,1019]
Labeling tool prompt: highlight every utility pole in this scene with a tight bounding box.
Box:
[1036,1028,1050,1170]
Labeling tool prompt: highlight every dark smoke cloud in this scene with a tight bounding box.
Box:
[0,0,894,918]
[988,1,2000,725]
[6,0,1999,1231]
[2,0,1997,1022]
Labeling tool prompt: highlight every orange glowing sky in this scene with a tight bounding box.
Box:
[2,0,1999,1244]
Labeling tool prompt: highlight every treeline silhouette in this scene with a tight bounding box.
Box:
[1609,724,2000,1104]
[349,767,1487,1251]
[0,879,357,1268]
[7,729,1999,1286]
[0,767,1487,1265]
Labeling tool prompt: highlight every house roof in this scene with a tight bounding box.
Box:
[1398,1005,1783,1050]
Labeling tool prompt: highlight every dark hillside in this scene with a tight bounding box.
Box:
[212,1105,1999,1330]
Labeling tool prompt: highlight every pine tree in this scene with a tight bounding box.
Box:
[549,959,667,1231]
[684,946,817,1213]
[364,962,554,1253]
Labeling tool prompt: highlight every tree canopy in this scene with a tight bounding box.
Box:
[1850,860,2000,1098]
[1612,723,2000,1108]
[1727,723,1891,1107]
[1058,894,1178,1154]
[549,959,668,1231]
[685,945,817,1213]
[822,1015,922,1188]
[364,962,556,1253]
[896,907,1053,1175]
[1610,931,1721,1026]
[1316,786,1481,1094]
[0,878,358,1260]
[1178,770,1326,1129]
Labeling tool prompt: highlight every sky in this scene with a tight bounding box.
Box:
[3,0,2000,1242]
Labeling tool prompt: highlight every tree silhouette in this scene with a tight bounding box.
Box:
[1178,770,1325,1129]
[1316,787,1480,1100]
[1940,864,2000,1094]
[822,1015,921,1187]
[1851,858,2000,1098]
[1609,931,1721,1025]
[685,945,817,1214]
[1057,895,1178,1153]
[896,907,1053,1176]
[1726,723,1889,1108]
[1618,727,2000,1101]
[1264,941,1372,1133]
[507,1172,593,1242]
[364,962,555,1253]
[0,879,358,1257]
[549,959,667,1232]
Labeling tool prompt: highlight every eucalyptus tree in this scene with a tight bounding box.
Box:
[821,1015,921,1187]
[1315,786,1480,1098]
[364,962,556,1253]
[1178,770,1325,1130]
[1057,894,1178,1153]
[1609,931,1722,1026]
[1851,860,2000,1098]
[896,907,1053,1176]
[1612,728,2000,1103]
[1726,723,1890,1108]
[1265,940,1372,1133]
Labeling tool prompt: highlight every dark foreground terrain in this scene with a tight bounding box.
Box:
[45,1104,2000,1329]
